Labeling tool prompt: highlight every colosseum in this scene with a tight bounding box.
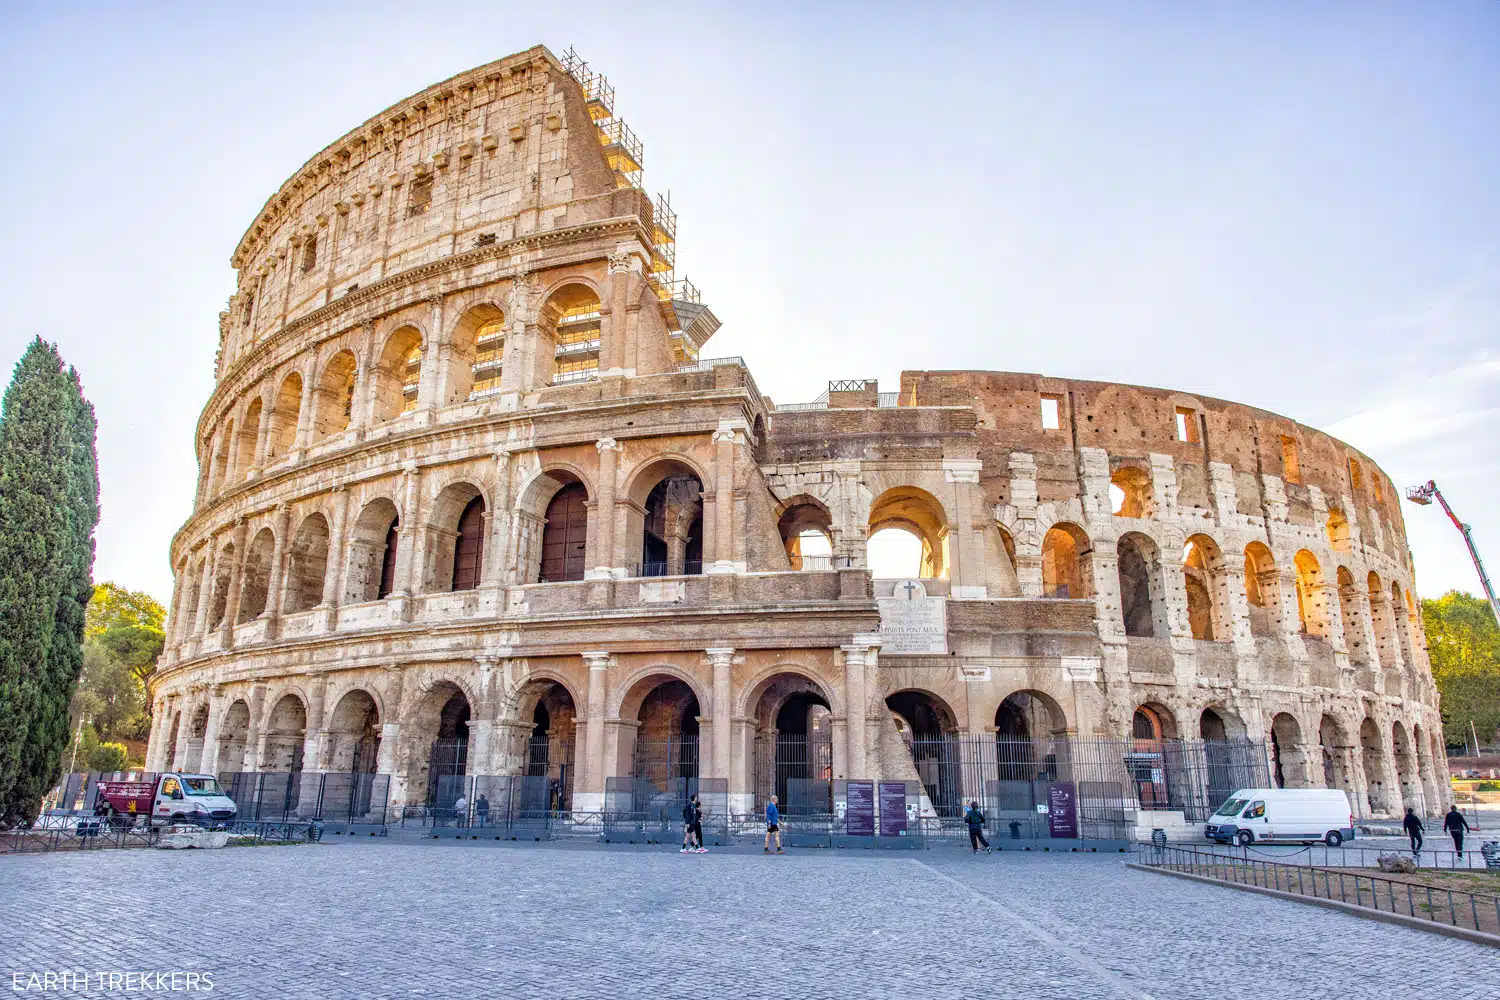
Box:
[147,45,1446,838]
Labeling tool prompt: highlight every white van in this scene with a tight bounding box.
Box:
[1204,788,1355,847]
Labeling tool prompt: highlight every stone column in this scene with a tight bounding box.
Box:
[220,518,250,645]
[251,390,274,475]
[943,458,985,598]
[392,465,423,601]
[708,422,739,573]
[840,636,881,779]
[590,438,621,578]
[199,691,224,776]
[576,651,612,812]
[292,362,317,460]
[483,450,512,587]
[169,708,190,771]
[264,503,291,629]
[192,540,219,638]
[318,486,350,628]
[241,685,267,773]
[601,252,633,376]
[707,648,734,782]
[301,675,328,773]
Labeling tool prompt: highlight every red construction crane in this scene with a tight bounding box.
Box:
[1405,480,1500,626]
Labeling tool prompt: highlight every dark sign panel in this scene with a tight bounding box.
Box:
[1047,781,1078,839]
[878,782,907,837]
[846,780,874,837]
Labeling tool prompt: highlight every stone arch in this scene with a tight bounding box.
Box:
[1318,714,1355,802]
[446,302,507,403]
[344,497,401,603]
[1199,705,1255,808]
[1198,705,1248,741]
[615,671,704,791]
[993,689,1068,782]
[264,370,304,462]
[886,688,963,816]
[736,662,841,720]
[748,669,837,811]
[209,418,234,497]
[217,699,251,774]
[624,458,705,577]
[1293,549,1331,637]
[183,703,210,771]
[1117,531,1163,638]
[610,664,711,722]
[372,325,425,422]
[1269,711,1309,788]
[1335,566,1367,664]
[311,349,358,442]
[1183,533,1228,641]
[1041,522,1092,599]
[262,693,308,772]
[513,677,578,809]
[1359,715,1392,815]
[1110,465,1153,518]
[1391,720,1418,813]
[181,555,206,635]
[237,527,276,622]
[1242,541,1280,638]
[283,513,330,613]
[776,495,834,571]
[1391,582,1416,666]
[403,680,474,806]
[325,688,382,773]
[1326,508,1352,552]
[868,485,950,580]
[1367,570,1393,670]
[235,396,263,483]
[422,481,487,593]
[208,540,236,629]
[541,281,603,385]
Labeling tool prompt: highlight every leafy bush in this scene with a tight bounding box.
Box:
[1476,781,1500,792]
[87,742,128,774]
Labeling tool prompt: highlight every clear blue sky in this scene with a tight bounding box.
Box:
[1,2,1496,605]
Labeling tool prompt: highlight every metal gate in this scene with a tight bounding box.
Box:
[753,732,833,814]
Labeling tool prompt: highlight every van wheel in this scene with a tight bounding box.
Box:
[1234,830,1253,847]
[1324,831,1343,847]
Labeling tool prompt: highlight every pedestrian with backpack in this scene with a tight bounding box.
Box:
[965,801,992,854]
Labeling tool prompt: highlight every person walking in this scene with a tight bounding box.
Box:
[689,794,706,853]
[475,794,491,828]
[1443,804,1470,853]
[764,795,783,854]
[680,795,703,853]
[1402,807,1423,856]
[965,801,992,854]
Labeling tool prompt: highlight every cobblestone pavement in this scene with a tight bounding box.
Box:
[2,841,1496,999]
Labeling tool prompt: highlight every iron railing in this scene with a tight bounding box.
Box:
[1137,843,1500,937]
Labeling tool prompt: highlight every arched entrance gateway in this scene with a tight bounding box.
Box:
[885,690,960,816]
[749,673,835,814]
[404,682,471,813]
[521,681,576,812]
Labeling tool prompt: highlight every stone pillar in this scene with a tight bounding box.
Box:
[707,648,734,782]
[943,457,985,599]
[169,708,190,771]
[392,465,422,600]
[292,362,317,459]
[240,685,267,773]
[840,636,881,779]
[199,691,224,776]
[601,251,634,376]
[264,503,291,626]
[576,651,612,812]
[220,518,250,645]
[483,450,512,587]
[251,389,274,475]
[302,675,328,772]
[590,438,621,578]
[416,294,445,421]
[708,422,740,573]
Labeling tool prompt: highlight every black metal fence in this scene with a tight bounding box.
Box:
[601,777,730,843]
[753,733,834,815]
[219,771,390,827]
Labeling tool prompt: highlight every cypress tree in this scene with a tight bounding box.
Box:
[0,339,98,826]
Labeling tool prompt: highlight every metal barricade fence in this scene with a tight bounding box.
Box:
[220,772,390,826]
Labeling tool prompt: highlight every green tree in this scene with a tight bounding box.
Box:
[1421,590,1500,749]
[0,340,98,826]
[69,641,146,741]
[87,742,128,773]
[85,583,165,638]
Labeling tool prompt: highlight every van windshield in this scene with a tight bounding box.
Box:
[1213,798,1248,817]
[183,777,224,797]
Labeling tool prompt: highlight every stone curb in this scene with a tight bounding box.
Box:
[1126,862,1500,950]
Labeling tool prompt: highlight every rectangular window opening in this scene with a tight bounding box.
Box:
[1348,457,1363,490]
[407,175,434,217]
[1174,406,1199,444]
[300,236,318,274]
[1040,395,1061,430]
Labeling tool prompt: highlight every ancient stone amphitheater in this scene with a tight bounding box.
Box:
[147,45,1445,831]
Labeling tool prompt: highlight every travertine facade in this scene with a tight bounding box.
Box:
[147,46,1445,820]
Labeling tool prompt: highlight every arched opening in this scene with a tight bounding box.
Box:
[1183,534,1226,641]
[886,690,961,816]
[627,678,701,797]
[1041,523,1092,599]
[447,304,506,403]
[165,710,182,768]
[283,514,330,613]
[311,350,357,442]
[210,420,233,497]
[629,461,704,577]
[750,673,834,814]
[1326,508,1352,552]
[1270,712,1307,788]
[344,499,400,603]
[777,498,834,571]
[263,694,307,773]
[1116,532,1161,638]
[1359,716,1390,814]
[264,372,303,463]
[539,477,589,583]
[237,527,276,622]
[181,557,204,634]
[521,681,576,811]
[1200,707,1254,809]
[235,398,263,483]
[1110,466,1153,518]
[208,542,235,629]
[1243,542,1279,638]
[1392,583,1416,666]
[372,326,424,422]
[868,486,948,579]
[1367,571,1393,671]
[994,690,1067,780]
[1128,704,1177,807]
[217,700,250,776]
[418,686,471,809]
[1392,721,1417,813]
[422,483,486,593]
[1336,567,1367,664]
[326,690,382,773]
[1319,715,1354,803]
[544,284,603,384]
[1293,550,1330,637]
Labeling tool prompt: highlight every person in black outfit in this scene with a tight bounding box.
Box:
[1401,807,1423,856]
[964,801,991,854]
[1443,805,1470,853]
